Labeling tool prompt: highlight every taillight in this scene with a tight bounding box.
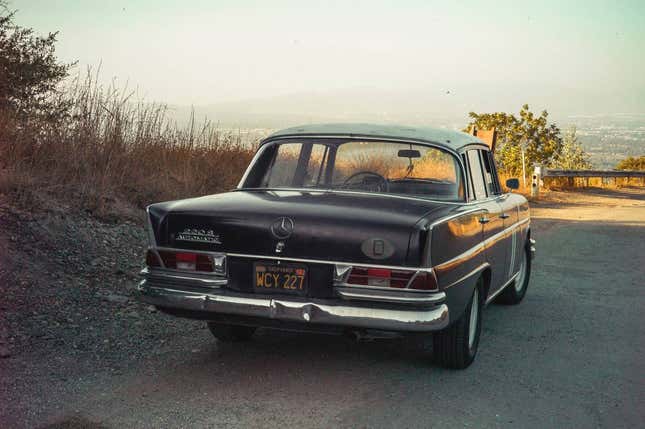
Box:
[151,250,225,274]
[346,267,438,291]
[176,252,198,270]
[407,271,439,291]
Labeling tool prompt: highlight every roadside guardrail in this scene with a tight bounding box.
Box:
[542,169,645,188]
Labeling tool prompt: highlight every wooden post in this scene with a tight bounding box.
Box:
[470,126,497,153]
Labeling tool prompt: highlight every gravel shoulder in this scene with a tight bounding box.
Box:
[1,188,644,428]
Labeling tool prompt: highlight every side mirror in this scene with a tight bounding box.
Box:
[505,178,520,190]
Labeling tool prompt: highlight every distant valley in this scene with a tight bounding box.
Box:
[165,88,645,169]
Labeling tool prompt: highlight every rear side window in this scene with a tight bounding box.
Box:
[467,150,487,200]
[480,150,500,195]
[263,143,300,187]
[262,143,329,187]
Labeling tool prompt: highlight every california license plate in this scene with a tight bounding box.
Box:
[254,262,307,295]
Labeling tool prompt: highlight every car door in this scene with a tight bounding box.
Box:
[481,150,521,282]
[465,149,507,297]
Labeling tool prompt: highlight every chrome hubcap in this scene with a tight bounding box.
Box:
[515,250,527,292]
[468,288,479,349]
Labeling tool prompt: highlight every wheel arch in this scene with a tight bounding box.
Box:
[442,264,490,326]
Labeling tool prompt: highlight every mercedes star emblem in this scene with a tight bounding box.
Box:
[271,217,294,239]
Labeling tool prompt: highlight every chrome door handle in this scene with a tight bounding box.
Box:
[479,217,490,224]
[500,213,510,219]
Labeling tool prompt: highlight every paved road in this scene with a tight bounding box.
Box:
[5,189,645,428]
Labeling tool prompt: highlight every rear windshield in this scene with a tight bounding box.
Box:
[243,140,465,201]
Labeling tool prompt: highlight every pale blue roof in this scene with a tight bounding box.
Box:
[264,123,484,150]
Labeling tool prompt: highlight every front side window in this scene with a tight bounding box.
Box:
[248,140,465,201]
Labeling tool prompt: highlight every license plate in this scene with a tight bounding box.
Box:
[254,262,307,295]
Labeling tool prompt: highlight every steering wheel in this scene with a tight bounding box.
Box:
[341,171,389,192]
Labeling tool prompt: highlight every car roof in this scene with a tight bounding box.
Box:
[263,123,486,151]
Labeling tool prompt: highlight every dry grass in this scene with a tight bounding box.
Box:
[0,70,255,219]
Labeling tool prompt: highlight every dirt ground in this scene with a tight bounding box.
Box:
[1,187,644,428]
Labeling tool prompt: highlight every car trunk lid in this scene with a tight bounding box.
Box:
[149,189,445,266]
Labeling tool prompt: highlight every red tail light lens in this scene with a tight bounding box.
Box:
[156,251,216,272]
[408,271,439,291]
[346,267,438,291]
[347,267,368,285]
[176,252,197,270]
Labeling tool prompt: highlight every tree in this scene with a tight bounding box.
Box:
[616,156,645,171]
[464,104,563,175]
[551,126,591,170]
[0,1,73,120]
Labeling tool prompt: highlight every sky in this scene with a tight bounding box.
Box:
[11,0,645,117]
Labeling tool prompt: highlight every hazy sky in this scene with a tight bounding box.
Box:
[12,0,645,112]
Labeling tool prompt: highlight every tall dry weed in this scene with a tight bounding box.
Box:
[0,69,255,218]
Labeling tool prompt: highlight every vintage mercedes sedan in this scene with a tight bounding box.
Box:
[137,124,535,369]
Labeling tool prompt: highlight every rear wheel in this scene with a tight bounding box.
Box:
[433,278,483,369]
[497,242,531,305]
[207,322,256,342]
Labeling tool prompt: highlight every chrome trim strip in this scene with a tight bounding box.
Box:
[443,263,490,290]
[151,248,434,272]
[334,282,437,294]
[260,134,464,156]
[423,206,485,266]
[404,271,421,289]
[485,271,520,305]
[427,207,484,230]
[141,267,228,288]
[145,206,157,246]
[237,142,272,187]
[153,246,226,258]
[334,264,353,282]
[235,187,466,205]
[224,252,435,272]
[434,241,486,272]
[508,228,517,278]
[137,282,450,332]
[434,218,530,272]
[334,287,446,305]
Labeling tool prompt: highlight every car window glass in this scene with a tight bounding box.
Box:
[255,140,465,201]
[332,142,458,181]
[467,150,487,199]
[263,143,300,187]
[264,143,329,187]
[461,153,473,199]
[304,144,328,187]
[480,150,499,195]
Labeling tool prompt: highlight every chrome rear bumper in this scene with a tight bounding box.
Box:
[137,275,449,333]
